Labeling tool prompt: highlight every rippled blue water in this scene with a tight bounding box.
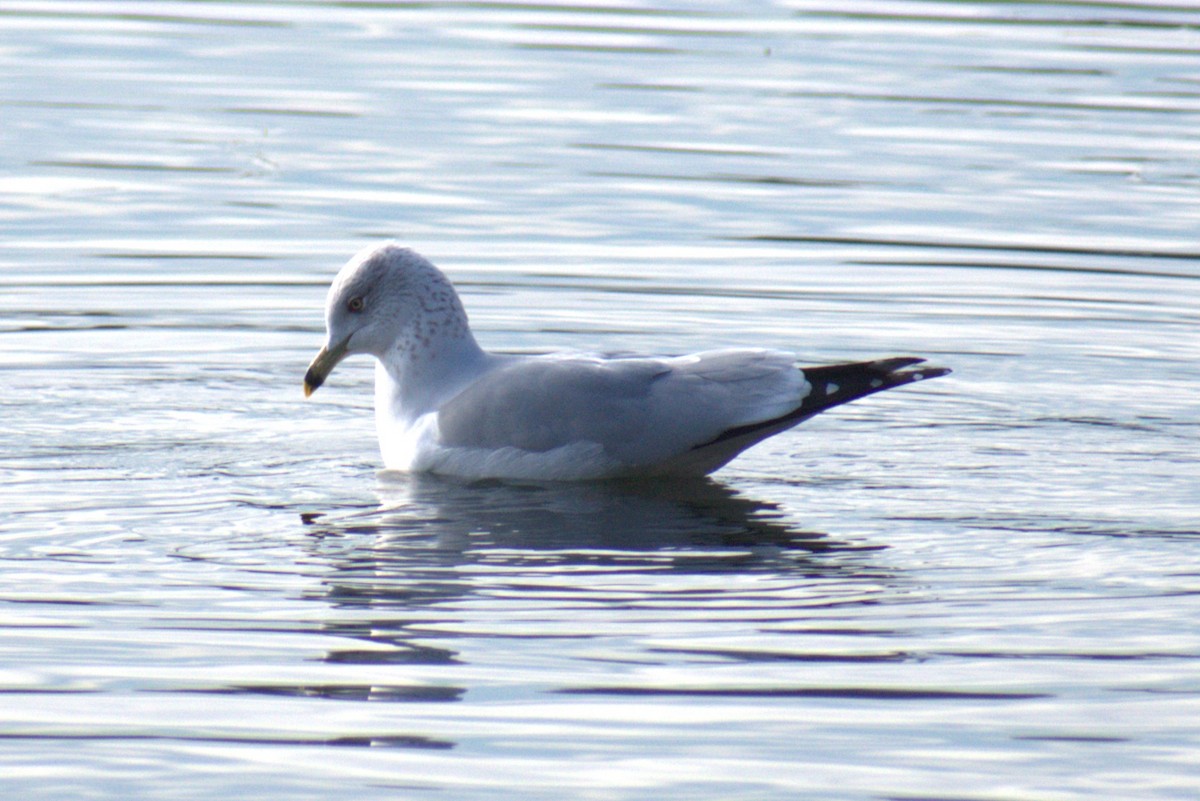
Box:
[1,2,1198,799]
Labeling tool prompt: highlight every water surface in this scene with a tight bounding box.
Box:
[1,2,1198,799]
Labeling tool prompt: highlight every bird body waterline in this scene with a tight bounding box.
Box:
[305,244,949,481]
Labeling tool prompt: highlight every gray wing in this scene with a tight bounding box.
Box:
[436,349,809,467]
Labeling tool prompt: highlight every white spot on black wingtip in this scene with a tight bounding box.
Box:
[870,378,883,388]
[912,372,925,381]
[825,383,839,396]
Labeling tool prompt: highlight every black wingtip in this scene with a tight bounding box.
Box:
[799,357,949,414]
[871,356,927,371]
[880,357,952,383]
[861,356,951,377]
[691,356,949,453]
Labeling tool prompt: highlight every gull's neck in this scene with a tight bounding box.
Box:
[374,325,489,427]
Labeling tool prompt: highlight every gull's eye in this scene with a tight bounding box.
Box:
[347,296,365,313]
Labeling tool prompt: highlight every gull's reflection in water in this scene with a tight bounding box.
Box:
[300,475,887,723]
[304,472,878,590]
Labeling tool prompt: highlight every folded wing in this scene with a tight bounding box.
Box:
[435,349,809,470]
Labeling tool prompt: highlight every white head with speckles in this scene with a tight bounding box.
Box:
[303,244,475,396]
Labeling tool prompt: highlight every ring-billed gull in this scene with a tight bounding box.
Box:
[304,244,949,480]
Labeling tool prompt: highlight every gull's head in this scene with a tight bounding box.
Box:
[304,244,468,397]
